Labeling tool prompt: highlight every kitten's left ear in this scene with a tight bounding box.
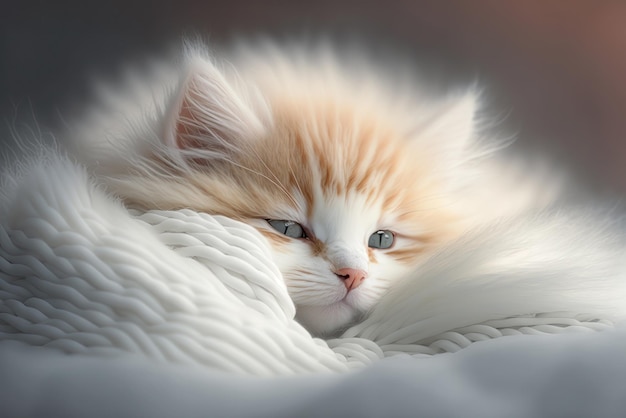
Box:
[162,52,269,157]
[415,89,480,159]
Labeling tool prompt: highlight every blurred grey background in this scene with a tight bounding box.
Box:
[2,1,626,195]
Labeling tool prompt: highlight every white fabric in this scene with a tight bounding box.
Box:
[2,149,626,416]
[4,327,626,418]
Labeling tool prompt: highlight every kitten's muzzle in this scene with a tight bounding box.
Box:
[334,268,367,291]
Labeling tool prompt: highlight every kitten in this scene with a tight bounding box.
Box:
[69,41,558,336]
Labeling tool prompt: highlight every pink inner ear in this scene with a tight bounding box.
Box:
[163,58,267,156]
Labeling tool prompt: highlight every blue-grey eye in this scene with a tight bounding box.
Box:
[368,230,394,249]
[266,219,307,239]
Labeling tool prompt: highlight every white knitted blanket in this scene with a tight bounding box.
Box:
[2,150,626,378]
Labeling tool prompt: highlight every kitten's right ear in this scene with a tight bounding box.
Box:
[408,89,482,170]
[163,54,268,157]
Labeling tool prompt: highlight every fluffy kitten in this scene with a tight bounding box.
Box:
[69,41,557,336]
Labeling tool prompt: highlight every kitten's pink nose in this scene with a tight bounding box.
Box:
[335,268,368,291]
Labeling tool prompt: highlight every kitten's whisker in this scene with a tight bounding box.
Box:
[244,144,304,213]
[221,156,300,209]
[286,152,306,210]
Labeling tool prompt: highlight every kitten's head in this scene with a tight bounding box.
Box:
[74,44,487,336]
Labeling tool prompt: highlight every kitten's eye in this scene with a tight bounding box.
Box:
[266,219,307,239]
[368,230,394,249]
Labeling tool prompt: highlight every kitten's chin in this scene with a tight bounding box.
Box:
[295,302,361,337]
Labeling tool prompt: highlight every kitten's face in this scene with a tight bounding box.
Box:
[236,100,461,336]
[86,49,477,336]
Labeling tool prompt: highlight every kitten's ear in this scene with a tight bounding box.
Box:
[416,90,479,159]
[163,54,268,156]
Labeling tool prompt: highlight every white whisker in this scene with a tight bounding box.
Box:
[220,156,300,209]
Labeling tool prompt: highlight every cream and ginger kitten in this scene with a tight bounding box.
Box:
[70,42,557,336]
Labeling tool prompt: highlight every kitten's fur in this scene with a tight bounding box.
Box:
[69,41,558,336]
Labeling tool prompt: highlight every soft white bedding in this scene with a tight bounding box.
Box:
[3,327,626,418]
[2,148,626,416]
